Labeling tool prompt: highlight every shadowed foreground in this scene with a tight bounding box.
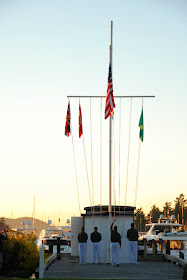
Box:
[44,255,183,280]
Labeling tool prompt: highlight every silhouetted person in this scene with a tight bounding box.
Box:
[91,227,101,263]
[111,219,121,266]
[127,223,138,264]
[78,227,88,264]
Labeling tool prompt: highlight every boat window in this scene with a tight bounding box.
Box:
[154,225,166,232]
[145,225,151,232]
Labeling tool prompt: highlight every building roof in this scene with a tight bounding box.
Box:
[81,205,135,217]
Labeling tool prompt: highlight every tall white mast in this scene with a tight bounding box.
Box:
[108,20,113,263]
[109,20,113,221]
[33,195,35,228]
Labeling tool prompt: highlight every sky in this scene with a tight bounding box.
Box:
[0,0,187,225]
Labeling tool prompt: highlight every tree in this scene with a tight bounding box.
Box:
[162,201,173,217]
[174,193,187,223]
[135,208,147,232]
[175,193,187,208]
[147,205,161,223]
[0,217,9,230]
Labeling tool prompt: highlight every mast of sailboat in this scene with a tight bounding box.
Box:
[108,20,113,263]
[33,195,35,228]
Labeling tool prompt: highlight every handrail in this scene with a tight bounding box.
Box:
[35,253,58,278]
[44,253,58,270]
[164,254,187,268]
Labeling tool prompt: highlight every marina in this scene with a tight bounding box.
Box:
[0,1,187,279]
[138,215,187,257]
[37,220,71,254]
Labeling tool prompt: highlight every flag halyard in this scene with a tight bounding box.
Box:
[139,108,144,142]
[65,100,71,137]
[79,103,83,138]
[105,63,115,119]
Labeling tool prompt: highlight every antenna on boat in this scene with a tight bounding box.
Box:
[32,195,35,229]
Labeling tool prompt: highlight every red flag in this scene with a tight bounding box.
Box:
[65,100,71,137]
[105,63,115,119]
[79,103,83,138]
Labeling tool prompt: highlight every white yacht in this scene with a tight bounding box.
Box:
[12,220,37,241]
[138,215,187,256]
[37,220,71,253]
[139,215,186,242]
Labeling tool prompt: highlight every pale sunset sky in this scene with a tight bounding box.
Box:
[0,0,186,225]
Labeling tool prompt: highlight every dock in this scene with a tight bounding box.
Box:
[43,254,183,280]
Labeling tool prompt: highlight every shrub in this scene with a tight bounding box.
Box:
[2,232,39,277]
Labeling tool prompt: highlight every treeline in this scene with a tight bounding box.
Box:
[135,193,187,232]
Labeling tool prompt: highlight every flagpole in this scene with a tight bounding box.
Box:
[108,20,113,264]
[109,44,112,216]
[109,21,113,214]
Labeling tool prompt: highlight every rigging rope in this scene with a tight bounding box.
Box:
[112,115,116,219]
[100,98,102,214]
[90,98,94,208]
[80,98,94,224]
[71,123,81,216]
[118,98,121,216]
[122,98,132,236]
[124,98,132,206]
[134,98,143,208]
[134,140,141,208]
[114,189,116,220]
[82,135,92,208]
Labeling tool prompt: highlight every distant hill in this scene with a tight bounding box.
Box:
[4,217,48,238]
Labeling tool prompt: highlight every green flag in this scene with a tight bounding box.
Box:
[139,108,144,142]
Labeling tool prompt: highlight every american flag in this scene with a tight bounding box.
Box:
[79,103,83,138]
[105,63,115,119]
[65,100,71,137]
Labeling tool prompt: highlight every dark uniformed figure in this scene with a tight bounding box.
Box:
[111,219,121,266]
[127,223,138,264]
[78,227,88,264]
[91,226,101,263]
